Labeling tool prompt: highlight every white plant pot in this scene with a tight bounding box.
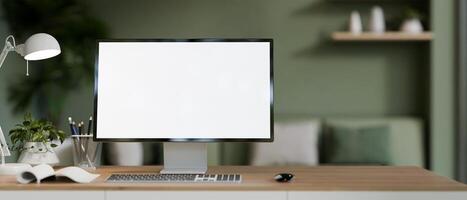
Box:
[17,142,60,166]
[400,18,423,34]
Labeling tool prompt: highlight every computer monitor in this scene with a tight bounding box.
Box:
[94,39,273,173]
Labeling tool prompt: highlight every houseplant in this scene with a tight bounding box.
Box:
[400,8,424,34]
[9,113,66,165]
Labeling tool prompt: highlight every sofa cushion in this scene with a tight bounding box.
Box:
[323,126,390,164]
[251,119,321,166]
[324,117,424,166]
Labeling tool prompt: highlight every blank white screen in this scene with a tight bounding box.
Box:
[96,42,271,139]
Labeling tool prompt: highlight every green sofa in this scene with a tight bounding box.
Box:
[216,115,425,167]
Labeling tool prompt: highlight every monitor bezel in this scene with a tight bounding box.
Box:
[93,38,274,142]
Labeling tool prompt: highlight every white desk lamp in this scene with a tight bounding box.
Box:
[0,33,61,75]
[0,33,61,175]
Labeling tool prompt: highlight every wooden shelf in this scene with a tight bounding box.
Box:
[332,32,433,42]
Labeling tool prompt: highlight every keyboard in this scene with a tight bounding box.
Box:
[106,173,242,183]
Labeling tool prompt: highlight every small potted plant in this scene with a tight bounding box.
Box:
[9,113,66,165]
[400,8,424,34]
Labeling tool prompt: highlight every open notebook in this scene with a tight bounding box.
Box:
[17,164,100,184]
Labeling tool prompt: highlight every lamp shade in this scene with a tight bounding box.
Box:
[23,33,61,61]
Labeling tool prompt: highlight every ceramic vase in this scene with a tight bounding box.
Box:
[369,6,385,34]
[18,142,60,165]
[349,11,362,34]
[400,18,423,34]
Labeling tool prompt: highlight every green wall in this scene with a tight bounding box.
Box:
[0,0,457,177]
[83,0,429,165]
[87,0,428,116]
[431,0,456,178]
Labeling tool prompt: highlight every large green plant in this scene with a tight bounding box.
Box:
[1,0,108,122]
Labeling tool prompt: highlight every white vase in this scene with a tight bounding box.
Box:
[400,18,423,34]
[349,11,362,34]
[18,142,60,166]
[369,6,385,34]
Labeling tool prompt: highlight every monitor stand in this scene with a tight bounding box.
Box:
[160,143,207,174]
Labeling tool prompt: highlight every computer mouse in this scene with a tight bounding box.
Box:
[274,173,294,182]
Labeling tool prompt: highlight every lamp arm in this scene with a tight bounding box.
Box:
[0,143,4,166]
[0,36,16,166]
[0,125,6,165]
[0,35,16,70]
[0,41,15,70]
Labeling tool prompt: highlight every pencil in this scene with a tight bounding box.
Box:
[78,122,83,135]
[87,116,93,135]
[72,121,78,135]
[68,117,75,135]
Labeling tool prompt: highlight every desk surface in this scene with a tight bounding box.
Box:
[1,166,466,191]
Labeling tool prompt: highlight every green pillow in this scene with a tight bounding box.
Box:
[323,126,390,165]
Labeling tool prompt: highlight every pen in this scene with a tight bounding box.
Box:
[69,119,81,162]
[78,122,83,135]
[87,116,92,135]
[68,117,75,135]
[72,121,78,135]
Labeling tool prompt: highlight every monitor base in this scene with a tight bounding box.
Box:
[160,167,207,174]
[161,143,207,174]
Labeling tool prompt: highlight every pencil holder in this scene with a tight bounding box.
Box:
[71,135,100,170]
